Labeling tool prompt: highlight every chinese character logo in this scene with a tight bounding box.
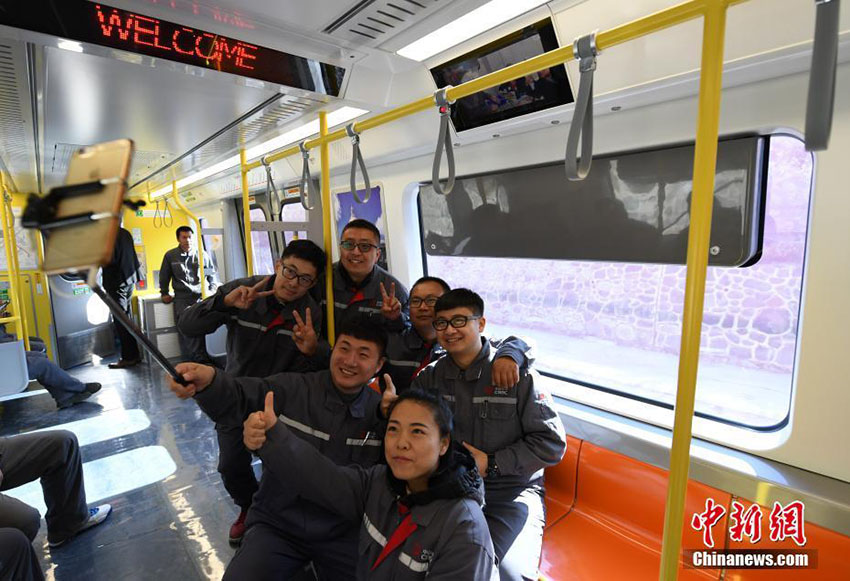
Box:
[769,501,807,546]
[691,498,726,548]
[729,501,763,543]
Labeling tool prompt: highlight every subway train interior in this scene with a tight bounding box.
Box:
[0,0,848,579]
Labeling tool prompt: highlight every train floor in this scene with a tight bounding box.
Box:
[0,357,239,580]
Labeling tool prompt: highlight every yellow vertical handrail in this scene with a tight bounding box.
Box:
[0,172,29,349]
[4,194,30,350]
[658,1,729,580]
[319,111,335,345]
[240,148,254,275]
[171,181,207,299]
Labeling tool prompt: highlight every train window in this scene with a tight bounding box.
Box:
[249,207,275,275]
[198,218,221,273]
[421,135,812,429]
[280,201,308,222]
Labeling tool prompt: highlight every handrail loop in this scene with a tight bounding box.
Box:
[153,198,163,228]
[431,87,456,196]
[298,141,316,211]
[346,123,371,204]
[162,197,174,228]
[261,155,279,201]
[565,31,599,181]
[804,0,840,151]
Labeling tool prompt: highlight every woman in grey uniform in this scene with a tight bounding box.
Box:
[244,389,496,580]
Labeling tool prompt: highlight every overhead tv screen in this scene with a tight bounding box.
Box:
[430,19,573,132]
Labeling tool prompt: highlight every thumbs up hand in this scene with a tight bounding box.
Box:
[380,374,399,418]
[244,391,277,451]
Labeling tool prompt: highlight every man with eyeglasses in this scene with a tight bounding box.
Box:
[315,219,409,337]
[177,239,326,546]
[383,276,533,394]
[410,288,566,581]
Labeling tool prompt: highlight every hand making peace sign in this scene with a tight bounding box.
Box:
[292,307,318,356]
[379,281,402,321]
[223,277,275,310]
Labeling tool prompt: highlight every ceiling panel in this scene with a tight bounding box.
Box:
[41,45,280,189]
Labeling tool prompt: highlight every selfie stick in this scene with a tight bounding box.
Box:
[86,270,188,385]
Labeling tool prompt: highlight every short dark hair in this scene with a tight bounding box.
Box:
[175,226,194,240]
[434,288,484,318]
[388,388,453,439]
[341,219,380,244]
[412,276,451,295]
[282,240,326,276]
[335,315,388,358]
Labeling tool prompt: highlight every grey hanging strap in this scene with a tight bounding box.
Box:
[261,156,279,201]
[298,141,315,211]
[565,32,598,181]
[346,123,371,204]
[805,0,841,151]
[432,87,456,196]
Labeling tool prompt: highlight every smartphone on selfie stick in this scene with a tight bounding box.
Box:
[24,139,188,385]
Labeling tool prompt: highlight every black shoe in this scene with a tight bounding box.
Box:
[108,359,140,369]
[57,389,94,409]
[85,382,101,394]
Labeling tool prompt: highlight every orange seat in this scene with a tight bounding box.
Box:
[544,436,582,529]
[540,442,729,580]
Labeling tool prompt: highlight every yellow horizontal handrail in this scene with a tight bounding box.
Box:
[0,315,20,324]
[244,0,743,171]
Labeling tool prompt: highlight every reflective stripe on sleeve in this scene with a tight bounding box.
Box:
[346,438,382,447]
[279,415,330,441]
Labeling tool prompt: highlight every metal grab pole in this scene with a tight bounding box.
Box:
[0,173,29,350]
[171,182,208,299]
[658,2,729,580]
[240,148,254,275]
[319,111,335,345]
[243,0,747,173]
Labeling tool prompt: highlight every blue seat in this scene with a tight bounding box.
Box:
[0,340,30,397]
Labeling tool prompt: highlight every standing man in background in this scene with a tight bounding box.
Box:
[103,226,144,369]
[159,226,217,363]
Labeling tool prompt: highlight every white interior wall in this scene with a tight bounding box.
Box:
[325,60,850,483]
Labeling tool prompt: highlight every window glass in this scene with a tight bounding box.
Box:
[249,207,275,275]
[280,202,308,222]
[198,218,221,273]
[423,136,811,428]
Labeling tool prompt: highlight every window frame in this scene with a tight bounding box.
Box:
[418,133,812,434]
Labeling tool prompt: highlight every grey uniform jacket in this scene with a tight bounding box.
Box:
[260,421,497,580]
[177,275,324,377]
[159,246,216,298]
[384,329,533,393]
[314,263,410,337]
[411,339,567,494]
[193,369,384,539]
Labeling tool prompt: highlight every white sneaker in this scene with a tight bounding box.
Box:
[48,504,112,548]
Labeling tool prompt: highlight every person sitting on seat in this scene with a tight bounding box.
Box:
[0,431,112,548]
[176,239,326,546]
[410,288,566,581]
[0,528,44,581]
[243,388,496,580]
[0,323,100,410]
[313,219,409,337]
[383,276,532,394]
[167,316,389,581]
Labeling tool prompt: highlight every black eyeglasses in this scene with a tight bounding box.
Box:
[280,265,315,287]
[340,240,379,253]
[432,315,481,331]
[410,297,439,308]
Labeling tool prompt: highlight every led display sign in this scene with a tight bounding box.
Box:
[0,0,345,96]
